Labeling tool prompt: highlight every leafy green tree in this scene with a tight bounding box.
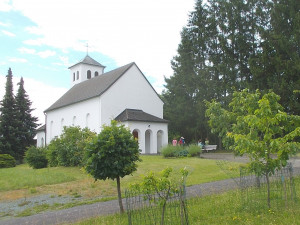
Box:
[0,68,21,161]
[15,77,39,157]
[47,126,96,167]
[85,120,140,213]
[206,89,300,208]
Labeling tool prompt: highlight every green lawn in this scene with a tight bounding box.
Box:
[0,154,242,217]
[0,165,87,191]
[124,155,241,188]
[0,155,241,192]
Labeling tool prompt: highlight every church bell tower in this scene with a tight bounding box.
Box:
[68,55,105,86]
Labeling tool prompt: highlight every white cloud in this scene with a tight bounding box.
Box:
[2,29,15,37]
[11,0,195,92]
[23,38,44,46]
[0,0,12,11]
[25,26,43,35]
[58,56,70,67]
[0,21,10,27]
[8,57,27,63]
[0,74,67,124]
[18,47,56,59]
[36,50,56,58]
[18,47,36,54]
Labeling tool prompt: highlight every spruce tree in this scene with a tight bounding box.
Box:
[0,68,21,161]
[249,0,300,114]
[15,77,39,156]
[163,27,198,142]
[163,0,300,145]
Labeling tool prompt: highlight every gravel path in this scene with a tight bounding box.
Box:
[1,153,299,225]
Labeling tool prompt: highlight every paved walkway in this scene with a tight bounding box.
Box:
[1,154,299,225]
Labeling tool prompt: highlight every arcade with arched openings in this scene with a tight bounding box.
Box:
[157,130,164,154]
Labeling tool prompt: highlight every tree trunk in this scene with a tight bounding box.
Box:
[218,137,222,150]
[116,176,124,213]
[266,172,271,209]
[161,188,170,225]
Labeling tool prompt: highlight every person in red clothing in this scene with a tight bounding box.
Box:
[172,138,177,146]
[179,137,183,146]
[181,137,185,146]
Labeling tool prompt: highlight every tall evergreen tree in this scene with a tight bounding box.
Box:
[163,27,198,142]
[163,0,300,145]
[0,68,21,161]
[15,77,39,156]
[249,0,300,114]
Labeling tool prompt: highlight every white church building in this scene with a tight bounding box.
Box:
[36,55,168,154]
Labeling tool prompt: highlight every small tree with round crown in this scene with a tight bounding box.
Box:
[85,120,140,213]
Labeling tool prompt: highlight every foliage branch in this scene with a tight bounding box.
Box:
[206,89,300,208]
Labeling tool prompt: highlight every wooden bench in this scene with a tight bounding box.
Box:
[203,145,217,152]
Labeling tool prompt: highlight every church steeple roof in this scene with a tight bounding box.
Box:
[68,55,105,69]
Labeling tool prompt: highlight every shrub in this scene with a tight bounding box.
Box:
[187,144,202,157]
[161,145,174,157]
[176,149,189,157]
[46,138,59,167]
[47,126,96,167]
[25,146,48,169]
[0,154,16,168]
[162,145,201,158]
[161,145,183,157]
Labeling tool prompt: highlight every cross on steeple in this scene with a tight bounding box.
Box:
[86,43,89,55]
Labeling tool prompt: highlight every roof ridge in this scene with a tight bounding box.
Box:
[45,62,136,112]
[115,109,168,123]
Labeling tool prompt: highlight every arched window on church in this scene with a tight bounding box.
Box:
[61,118,64,132]
[86,113,90,128]
[73,73,75,81]
[87,70,91,79]
[95,71,99,77]
[41,137,44,147]
[72,116,76,126]
[76,71,79,80]
[50,121,53,139]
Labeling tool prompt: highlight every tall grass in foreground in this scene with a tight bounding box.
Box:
[73,177,300,225]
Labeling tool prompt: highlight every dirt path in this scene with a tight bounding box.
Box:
[200,152,250,163]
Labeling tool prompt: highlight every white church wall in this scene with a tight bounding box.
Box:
[36,130,45,147]
[123,121,168,154]
[100,64,164,126]
[45,97,101,144]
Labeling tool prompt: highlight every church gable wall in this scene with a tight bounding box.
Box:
[100,64,163,126]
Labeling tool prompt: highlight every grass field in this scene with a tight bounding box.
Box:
[0,155,242,203]
[1,153,299,223]
[74,176,300,225]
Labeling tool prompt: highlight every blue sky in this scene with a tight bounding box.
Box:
[0,0,195,123]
